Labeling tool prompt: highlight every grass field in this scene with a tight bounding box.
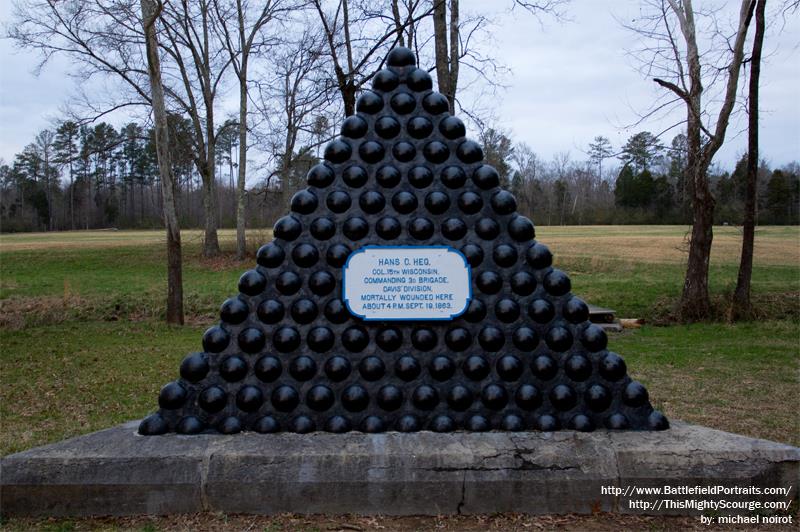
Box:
[0,226,798,529]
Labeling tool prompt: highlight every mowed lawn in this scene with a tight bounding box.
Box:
[0,226,798,457]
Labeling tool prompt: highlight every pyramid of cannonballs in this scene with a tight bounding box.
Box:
[139,47,668,436]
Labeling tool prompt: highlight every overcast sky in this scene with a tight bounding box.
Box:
[1,1,798,173]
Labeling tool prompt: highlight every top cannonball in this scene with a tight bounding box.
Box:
[386,46,416,67]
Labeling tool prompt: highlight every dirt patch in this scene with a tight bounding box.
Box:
[647,291,800,325]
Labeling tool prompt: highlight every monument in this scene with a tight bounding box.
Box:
[1,47,796,519]
[139,46,667,436]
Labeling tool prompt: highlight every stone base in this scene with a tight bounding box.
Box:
[1,421,797,517]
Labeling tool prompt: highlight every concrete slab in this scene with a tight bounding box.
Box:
[1,421,797,517]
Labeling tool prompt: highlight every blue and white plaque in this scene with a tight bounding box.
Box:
[343,246,472,321]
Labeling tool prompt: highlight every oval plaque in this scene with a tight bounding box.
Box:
[343,246,471,321]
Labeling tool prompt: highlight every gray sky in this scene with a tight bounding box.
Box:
[1,1,798,172]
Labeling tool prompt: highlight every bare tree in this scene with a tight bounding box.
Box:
[628,0,755,321]
[141,0,184,324]
[732,0,767,320]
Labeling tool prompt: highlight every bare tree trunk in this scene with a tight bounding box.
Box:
[732,0,766,320]
[236,69,247,259]
[141,0,184,325]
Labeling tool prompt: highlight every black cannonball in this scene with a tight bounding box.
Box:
[326,190,352,213]
[599,352,627,381]
[491,190,517,214]
[310,217,336,240]
[356,90,383,114]
[537,414,560,431]
[291,189,318,214]
[342,165,368,187]
[376,216,402,239]
[292,243,319,267]
[376,165,402,187]
[423,140,449,163]
[510,271,536,296]
[581,324,608,352]
[373,68,400,91]
[512,326,539,351]
[342,326,369,352]
[623,381,649,407]
[532,355,558,380]
[439,116,465,139]
[220,355,247,381]
[324,355,351,382]
[463,355,491,381]
[343,216,370,240]
[476,271,502,294]
[359,140,385,163]
[238,327,266,354]
[431,415,455,432]
[395,355,421,381]
[460,243,484,267]
[176,416,204,435]
[342,384,370,412]
[359,355,386,381]
[564,354,592,382]
[545,326,574,352]
[275,271,302,295]
[481,383,509,410]
[326,244,351,267]
[397,414,420,432]
[361,415,386,433]
[501,414,525,431]
[495,298,521,323]
[273,326,301,353]
[508,215,535,241]
[306,384,335,411]
[493,244,518,267]
[585,384,612,412]
[570,414,595,432]
[236,385,264,412]
[447,385,473,411]
[257,242,285,268]
[238,269,266,296]
[309,271,336,296]
[306,163,335,187]
[515,384,542,410]
[406,68,432,90]
[497,354,523,381]
[526,242,553,269]
[376,327,403,352]
[387,46,416,66]
[424,190,449,212]
[466,415,491,432]
[422,92,449,114]
[563,296,589,324]
[457,140,483,163]
[324,298,350,323]
[180,353,209,383]
[407,116,433,138]
[291,415,316,434]
[290,355,317,381]
[253,415,280,433]
[429,355,456,381]
[203,325,231,353]
[472,165,499,189]
[307,326,335,352]
[324,139,352,163]
[528,299,555,323]
[218,417,242,434]
[458,191,483,214]
[649,410,670,430]
[158,381,187,409]
[441,218,467,240]
[409,217,435,240]
[475,218,500,239]
[444,327,472,351]
[377,385,403,411]
[257,299,284,324]
[220,297,249,324]
[412,384,439,410]
[375,116,401,139]
[392,190,418,214]
[478,325,505,351]
[199,385,227,413]
[271,385,299,412]
[341,115,368,138]
[441,166,467,188]
[255,355,282,383]
[408,166,433,188]
[411,327,437,351]
[325,415,352,433]
[392,141,416,161]
[550,384,577,411]
[390,92,416,114]
[606,413,629,430]
[544,269,571,296]
[461,306,488,337]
